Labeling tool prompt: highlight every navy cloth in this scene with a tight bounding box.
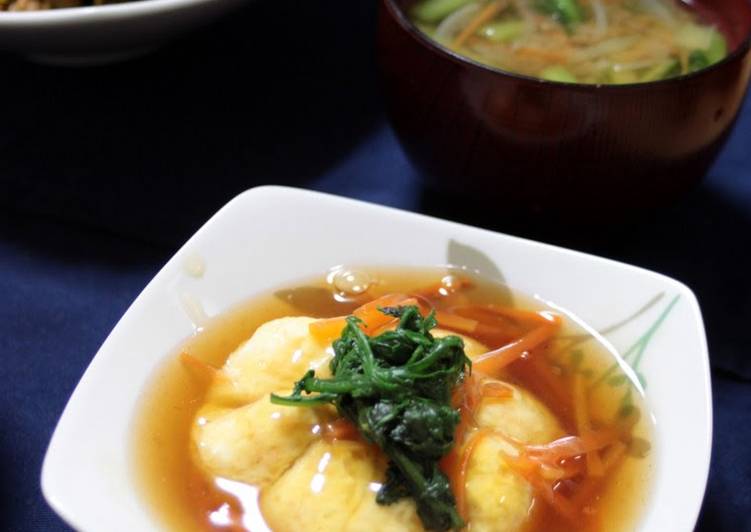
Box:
[1,1,750,530]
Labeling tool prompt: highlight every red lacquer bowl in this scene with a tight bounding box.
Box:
[377,0,751,217]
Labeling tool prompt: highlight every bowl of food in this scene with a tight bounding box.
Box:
[42,186,710,531]
[377,0,751,218]
[0,0,248,64]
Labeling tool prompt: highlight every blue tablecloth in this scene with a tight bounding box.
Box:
[1,1,750,530]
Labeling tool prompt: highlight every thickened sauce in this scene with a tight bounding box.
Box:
[133,267,653,532]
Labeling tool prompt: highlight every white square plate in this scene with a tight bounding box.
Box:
[42,186,711,531]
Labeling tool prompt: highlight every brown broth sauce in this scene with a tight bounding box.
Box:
[133,267,653,532]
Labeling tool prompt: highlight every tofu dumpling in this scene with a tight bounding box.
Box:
[344,453,422,532]
[261,440,377,532]
[464,381,563,532]
[465,435,533,532]
[193,392,329,488]
[208,316,333,405]
[345,496,422,532]
[475,382,563,444]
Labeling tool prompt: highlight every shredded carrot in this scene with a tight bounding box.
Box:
[573,374,605,477]
[515,46,571,63]
[441,374,515,519]
[308,317,352,344]
[538,455,587,481]
[368,321,397,337]
[453,375,482,446]
[450,375,513,453]
[525,429,621,465]
[475,304,554,326]
[451,306,526,338]
[308,294,417,343]
[568,441,628,510]
[503,450,578,521]
[415,275,472,299]
[521,354,572,414]
[453,1,508,48]
[409,293,436,315]
[322,418,361,442]
[435,310,479,334]
[473,313,562,377]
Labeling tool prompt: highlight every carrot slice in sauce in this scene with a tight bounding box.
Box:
[435,311,479,334]
[573,374,605,477]
[473,312,562,377]
[308,294,418,343]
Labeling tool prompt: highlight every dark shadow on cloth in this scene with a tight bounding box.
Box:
[0,0,381,245]
[696,370,751,532]
[0,211,169,269]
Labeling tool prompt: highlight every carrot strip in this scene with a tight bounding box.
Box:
[522,354,572,414]
[515,46,571,63]
[441,376,481,515]
[356,294,417,331]
[573,375,605,477]
[368,320,398,337]
[409,293,436,315]
[308,317,351,344]
[475,304,553,326]
[414,275,472,299]
[451,376,513,454]
[504,451,578,521]
[525,429,621,464]
[435,310,479,334]
[453,1,508,48]
[322,418,361,442]
[453,375,482,446]
[538,456,586,481]
[308,294,417,343]
[473,313,562,376]
[452,307,526,338]
[569,442,627,510]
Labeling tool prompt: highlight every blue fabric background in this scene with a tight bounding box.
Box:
[1,1,749,530]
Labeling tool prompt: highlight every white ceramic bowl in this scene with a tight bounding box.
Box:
[0,0,248,65]
[41,186,711,531]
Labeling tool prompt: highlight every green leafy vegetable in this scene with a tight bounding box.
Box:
[535,0,584,30]
[411,0,475,24]
[479,19,526,43]
[688,50,710,73]
[706,30,728,65]
[540,65,578,83]
[640,58,681,82]
[271,305,471,531]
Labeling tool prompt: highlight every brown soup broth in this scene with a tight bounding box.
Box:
[132,267,653,532]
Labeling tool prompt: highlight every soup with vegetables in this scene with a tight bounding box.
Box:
[134,267,653,531]
[408,0,728,84]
